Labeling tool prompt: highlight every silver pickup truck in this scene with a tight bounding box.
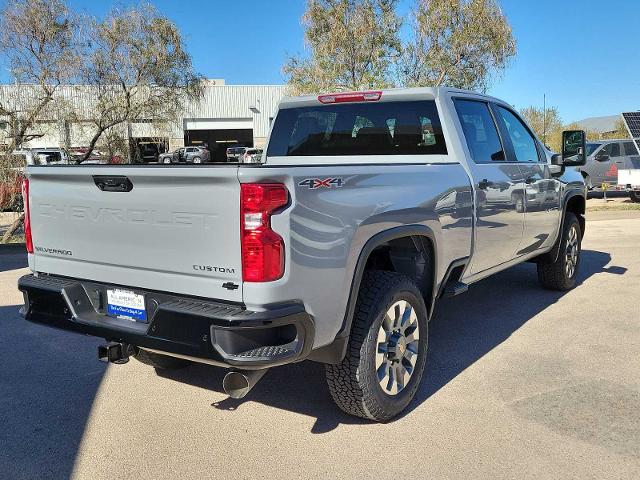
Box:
[18,88,587,421]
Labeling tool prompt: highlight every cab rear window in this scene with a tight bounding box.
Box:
[267,101,447,157]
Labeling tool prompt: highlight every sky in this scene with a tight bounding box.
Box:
[16,0,640,122]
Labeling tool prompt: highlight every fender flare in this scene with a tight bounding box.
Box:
[546,190,586,263]
[308,225,438,364]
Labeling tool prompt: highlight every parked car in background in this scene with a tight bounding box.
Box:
[241,148,263,163]
[159,146,210,164]
[577,139,640,189]
[226,146,248,161]
[69,148,124,165]
[13,148,70,166]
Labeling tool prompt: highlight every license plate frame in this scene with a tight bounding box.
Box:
[106,288,147,322]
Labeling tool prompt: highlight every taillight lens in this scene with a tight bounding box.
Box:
[21,177,33,253]
[241,183,288,282]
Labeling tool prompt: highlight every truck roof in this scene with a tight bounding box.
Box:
[277,86,504,109]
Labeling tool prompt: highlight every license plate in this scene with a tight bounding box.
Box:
[107,289,147,322]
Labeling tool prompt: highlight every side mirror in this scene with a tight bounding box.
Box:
[561,130,586,166]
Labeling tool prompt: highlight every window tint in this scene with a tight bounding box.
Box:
[495,106,539,162]
[623,142,638,156]
[586,143,602,156]
[603,142,621,157]
[266,101,447,157]
[454,100,504,163]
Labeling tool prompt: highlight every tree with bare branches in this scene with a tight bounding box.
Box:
[78,4,203,162]
[0,0,82,242]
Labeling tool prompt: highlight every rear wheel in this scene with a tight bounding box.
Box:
[134,349,191,370]
[192,157,202,164]
[325,271,429,422]
[630,191,640,203]
[537,212,582,290]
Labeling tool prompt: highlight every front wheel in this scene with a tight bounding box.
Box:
[630,191,640,203]
[537,212,582,290]
[192,157,202,164]
[325,271,429,422]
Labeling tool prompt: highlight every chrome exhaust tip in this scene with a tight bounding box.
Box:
[222,369,268,399]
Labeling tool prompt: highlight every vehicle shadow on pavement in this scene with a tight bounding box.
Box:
[160,249,625,432]
[0,249,28,272]
[0,304,107,479]
[406,249,624,417]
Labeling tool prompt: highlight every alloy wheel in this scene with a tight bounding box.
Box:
[375,300,420,396]
[565,225,579,278]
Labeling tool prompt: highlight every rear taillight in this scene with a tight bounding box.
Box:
[21,177,33,253]
[318,90,382,104]
[241,183,288,282]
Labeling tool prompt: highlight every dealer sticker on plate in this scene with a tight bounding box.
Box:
[107,289,147,322]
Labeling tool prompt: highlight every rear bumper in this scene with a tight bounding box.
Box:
[18,274,314,369]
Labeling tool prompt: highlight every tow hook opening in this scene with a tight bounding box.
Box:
[222,369,269,399]
[98,342,137,364]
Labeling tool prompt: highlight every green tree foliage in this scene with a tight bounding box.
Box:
[398,0,516,90]
[520,106,563,151]
[283,0,401,94]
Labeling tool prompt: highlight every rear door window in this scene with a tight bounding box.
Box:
[623,141,638,156]
[454,99,505,163]
[267,100,447,157]
[603,143,621,157]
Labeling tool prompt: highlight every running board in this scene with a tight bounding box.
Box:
[441,281,469,298]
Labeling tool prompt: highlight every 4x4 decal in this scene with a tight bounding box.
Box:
[298,177,344,189]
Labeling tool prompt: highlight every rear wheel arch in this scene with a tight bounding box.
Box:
[309,226,439,365]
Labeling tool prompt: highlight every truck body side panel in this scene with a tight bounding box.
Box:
[239,163,473,348]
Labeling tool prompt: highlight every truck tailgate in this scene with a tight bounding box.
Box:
[27,166,242,302]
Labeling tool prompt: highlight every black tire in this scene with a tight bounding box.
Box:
[630,191,640,203]
[192,156,202,164]
[325,271,429,422]
[134,349,191,370]
[537,212,582,291]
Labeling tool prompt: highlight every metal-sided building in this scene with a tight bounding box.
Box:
[0,80,287,162]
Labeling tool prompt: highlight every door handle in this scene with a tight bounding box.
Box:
[478,179,493,190]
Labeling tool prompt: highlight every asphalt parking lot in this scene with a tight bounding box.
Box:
[1,212,639,480]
